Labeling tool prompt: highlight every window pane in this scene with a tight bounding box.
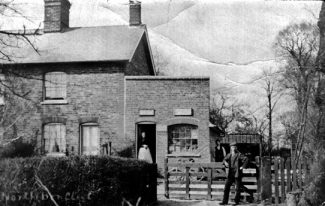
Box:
[168,124,198,154]
[82,125,99,155]
[45,72,66,99]
[44,123,66,154]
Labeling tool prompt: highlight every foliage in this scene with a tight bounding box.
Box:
[304,158,325,206]
[117,143,135,158]
[0,138,35,158]
[0,156,156,206]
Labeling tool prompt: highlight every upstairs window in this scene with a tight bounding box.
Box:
[168,124,198,154]
[80,123,100,155]
[44,72,66,100]
[44,123,66,155]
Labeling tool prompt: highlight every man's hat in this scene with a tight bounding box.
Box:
[230,142,237,147]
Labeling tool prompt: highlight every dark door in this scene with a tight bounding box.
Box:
[137,124,156,163]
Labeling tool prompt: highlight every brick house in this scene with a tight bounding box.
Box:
[0,0,210,169]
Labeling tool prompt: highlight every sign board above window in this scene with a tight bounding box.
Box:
[139,109,155,116]
[174,108,193,116]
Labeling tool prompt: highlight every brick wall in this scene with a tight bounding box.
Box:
[4,62,128,155]
[3,65,210,171]
[44,0,70,32]
[125,76,210,169]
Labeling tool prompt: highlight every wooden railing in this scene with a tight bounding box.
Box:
[164,158,259,201]
[269,157,310,204]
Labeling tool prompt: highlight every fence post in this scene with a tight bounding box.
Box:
[164,157,169,198]
[207,167,212,200]
[286,158,291,192]
[261,156,272,201]
[280,157,285,203]
[274,157,279,205]
[185,166,190,199]
[292,159,297,190]
[298,161,303,189]
[303,157,308,187]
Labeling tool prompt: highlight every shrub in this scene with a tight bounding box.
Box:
[117,144,135,158]
[0,156,156,206]
[303,158,325,206]
[0,138,35,158]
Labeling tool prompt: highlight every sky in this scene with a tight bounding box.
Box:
[1,0,323,138]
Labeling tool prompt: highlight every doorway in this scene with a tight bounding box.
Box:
[137,123,156,163]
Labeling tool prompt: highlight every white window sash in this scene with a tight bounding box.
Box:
[44,123,66,154]
[82,125,99,155]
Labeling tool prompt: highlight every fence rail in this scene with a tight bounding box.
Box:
[268,156,310,204]
[164,158,258,201]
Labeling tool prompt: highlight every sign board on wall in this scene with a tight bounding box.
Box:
[173,108,193,116]
[139,109,155,116]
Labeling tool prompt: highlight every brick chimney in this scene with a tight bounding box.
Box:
[44,0,71,33]
[129,1,142,26]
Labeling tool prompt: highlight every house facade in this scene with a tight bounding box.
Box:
[0,0,210,168]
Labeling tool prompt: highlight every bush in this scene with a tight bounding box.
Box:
[303,158,325,206]
[117,144,135,158]
[0,138,35,158]
[0,156,156,206]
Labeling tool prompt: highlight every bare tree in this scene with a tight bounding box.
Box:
[274,22,321,164]
[151,45,168,76]
[258,68,285,158]
[0,1,40,62]
[0,1,40,146]
[210,93,242,133]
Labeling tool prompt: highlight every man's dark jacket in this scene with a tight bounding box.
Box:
[223,152,248,178]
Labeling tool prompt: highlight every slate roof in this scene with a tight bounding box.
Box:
[1,25,146,64]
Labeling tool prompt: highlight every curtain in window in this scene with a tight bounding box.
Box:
[45,72,67,99]
[81,125,99,155]
[44,123,66,154]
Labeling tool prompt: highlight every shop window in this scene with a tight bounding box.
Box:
[168,124,198,154]
[44,72,67,100]
[44,123,66,155]
[80,123,100,155]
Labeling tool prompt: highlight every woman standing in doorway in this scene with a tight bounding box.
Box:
[138,132,153,164]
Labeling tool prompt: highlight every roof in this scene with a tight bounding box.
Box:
[221,134,262,144]
[0,25,146,64]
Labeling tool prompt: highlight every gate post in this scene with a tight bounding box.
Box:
[261,156,272,202]
[164,157,169,198]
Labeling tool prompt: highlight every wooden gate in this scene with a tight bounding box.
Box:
[164,158,259,201]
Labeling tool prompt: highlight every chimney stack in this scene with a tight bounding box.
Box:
[129,1,142,26]
[44,0,71,33]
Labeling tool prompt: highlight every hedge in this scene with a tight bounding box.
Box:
[0,156,157,206]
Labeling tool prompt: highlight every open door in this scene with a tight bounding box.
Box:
[137,123,156,163]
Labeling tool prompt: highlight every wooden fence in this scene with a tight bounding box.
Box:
[164,158,259,201]
[268,156,310,204]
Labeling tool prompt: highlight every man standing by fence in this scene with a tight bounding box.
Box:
[220,142,248,205]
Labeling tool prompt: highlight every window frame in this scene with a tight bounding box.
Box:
[79,123,100,155]
[43,122,66,156]
[167,124,198,155]
[43,71,67,101]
